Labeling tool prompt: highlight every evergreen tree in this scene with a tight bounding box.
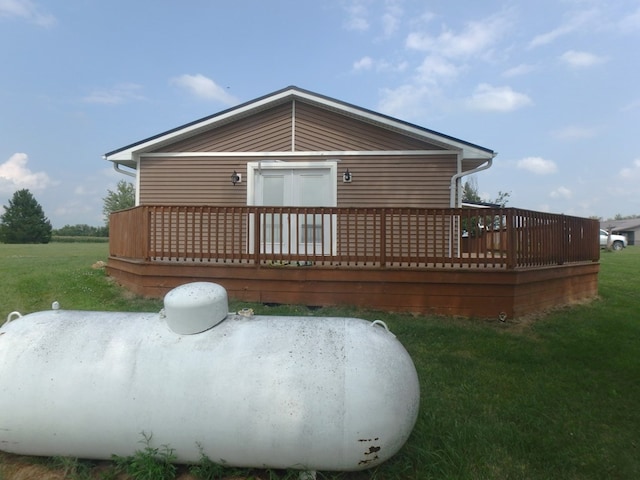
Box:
[0,189,53,244]
[102,180,135,225]
[462,177,482,203]
[462,176,511,206]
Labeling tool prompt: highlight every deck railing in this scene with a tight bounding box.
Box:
[109,206,600,269]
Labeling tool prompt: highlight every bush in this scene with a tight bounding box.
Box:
[51,236,109,243]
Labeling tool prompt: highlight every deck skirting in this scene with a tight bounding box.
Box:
[106,257,599,320]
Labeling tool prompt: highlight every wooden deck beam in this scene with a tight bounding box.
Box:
[106,257,599,320]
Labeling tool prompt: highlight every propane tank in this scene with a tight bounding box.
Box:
[0,282,420,472]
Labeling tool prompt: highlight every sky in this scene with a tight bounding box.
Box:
[1,0,640,228]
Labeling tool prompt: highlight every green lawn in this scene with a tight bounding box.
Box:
[1,244,639,479]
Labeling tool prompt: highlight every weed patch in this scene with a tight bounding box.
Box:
[111,433,176,480]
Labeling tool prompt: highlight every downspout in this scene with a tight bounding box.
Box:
[110,157,140,206]
[448,151,495,258]
[449,152,496,208]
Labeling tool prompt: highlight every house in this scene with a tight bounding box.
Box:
[600,218,640,246]
[105,85,496,210]
[104,86,599,319]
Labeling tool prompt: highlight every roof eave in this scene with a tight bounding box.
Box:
[103,86,495,162]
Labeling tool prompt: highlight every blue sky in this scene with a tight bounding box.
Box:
[1,0,639,228]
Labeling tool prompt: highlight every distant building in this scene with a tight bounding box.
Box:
[600,219,640,246]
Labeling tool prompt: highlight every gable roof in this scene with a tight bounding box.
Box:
[104,85,495,165]
[601,218,640,231]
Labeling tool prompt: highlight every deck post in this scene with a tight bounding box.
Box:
[253,209,261,266]
[506,209,516,269]
[380,209,387,267]
[143,206,151,262]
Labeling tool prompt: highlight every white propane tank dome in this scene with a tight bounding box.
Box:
[163,282,228,334]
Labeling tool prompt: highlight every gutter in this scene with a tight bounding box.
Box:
[449,152,496,208]
[113,162,136,178]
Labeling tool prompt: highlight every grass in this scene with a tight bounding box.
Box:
[0,243,161,317]
[1,243,639,479]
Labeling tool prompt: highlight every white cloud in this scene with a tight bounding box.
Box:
[343,0,369,32]
[353,56,374,71]
[353,55,408,73]
[83,83,145,105]
[553,125,598,140]
[528,8,598,48]
[517,156,558,175]
[406,12,509,59]
[537,203,552,213]
[372,10,514,118]
[502,63,536,77]
[381,2,402,37]
[0,0,55,27]
[619,7,640,33]
[170,74,238,105]
[621,99,640,112]
[550,186,572,199]
[416,55,460,84]
[377,84,433,120]
[560,50,606,68]
[618,159,640,180]
[466,83,533,112]
[0,153,53,194]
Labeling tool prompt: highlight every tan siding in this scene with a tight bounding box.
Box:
[140,157,248,205]
[153,100,449,154]
[294,102,445,151]
[156,103,293,153]
[336,154,457,208]
[140,154,457,209]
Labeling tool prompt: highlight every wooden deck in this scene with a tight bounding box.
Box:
[107,206,600,319]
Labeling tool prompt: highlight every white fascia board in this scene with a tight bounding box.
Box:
[105,86,494,162]
[105,151,135,162]
[104,89,297,162]
[292,90,494,160]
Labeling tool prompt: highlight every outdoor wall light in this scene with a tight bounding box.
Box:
[343,169,352,183]
[231,170,241,185]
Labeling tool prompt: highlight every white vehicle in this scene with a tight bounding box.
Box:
[600,229,627,251]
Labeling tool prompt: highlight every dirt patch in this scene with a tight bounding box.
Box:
[0,452,276,480]
[0,453,63,480]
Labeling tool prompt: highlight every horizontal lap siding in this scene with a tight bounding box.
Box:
[140,154,457,208]
[294,102,444,151]
[153,101,448,153]
[157,103,293,152]
[337,155,456,208]
[140,157,246,205]
[140,99,460,208]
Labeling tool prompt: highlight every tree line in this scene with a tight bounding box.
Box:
[0,181,134,244]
